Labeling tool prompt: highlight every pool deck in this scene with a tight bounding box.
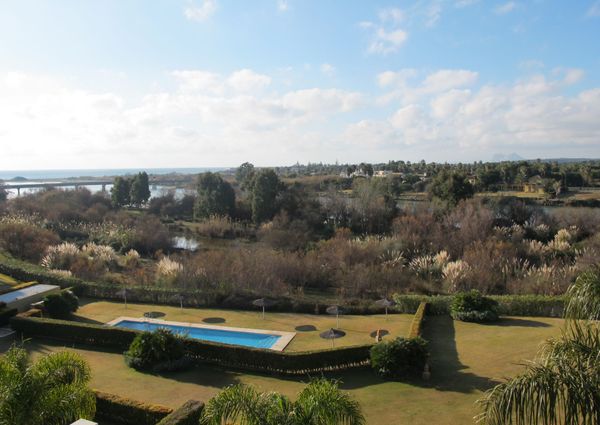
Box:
[107,316,296,351]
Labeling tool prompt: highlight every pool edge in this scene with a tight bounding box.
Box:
[106,316,296,352]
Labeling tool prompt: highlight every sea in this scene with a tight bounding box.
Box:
[0,167,227,181]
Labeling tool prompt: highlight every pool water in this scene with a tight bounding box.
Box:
[112,320,281,349]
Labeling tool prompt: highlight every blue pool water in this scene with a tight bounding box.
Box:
[112,320,281,349]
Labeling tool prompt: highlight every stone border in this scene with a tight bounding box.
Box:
[107,316,296,352]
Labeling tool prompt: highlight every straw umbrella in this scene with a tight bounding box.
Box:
[326,305,343,329]
[375,298,396,319]
[319,328,346,348]
[116,288,129,309]
[171,293,185,310]
[252,298,275,319]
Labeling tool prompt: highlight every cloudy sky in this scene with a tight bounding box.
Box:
[1,0,599,170]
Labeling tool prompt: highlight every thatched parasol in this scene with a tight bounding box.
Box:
[253,298,276,319]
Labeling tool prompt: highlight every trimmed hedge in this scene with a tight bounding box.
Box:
[0,308,18,326]
[408,302,428,339]
[10,316,372,375]
[156,400,204,425]
[393,294,565,317]
[94,390,172,425]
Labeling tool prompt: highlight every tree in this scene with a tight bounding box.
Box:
[129,172,151,206]
[194,172,236,219]
[235,162,255,191]
[250,169,282,223]
[428,171,474,206]
[0,346,96,425]
[0,185,7,202]
[477,268,600,425]
[201,379,365,425]
[111,177,131,208]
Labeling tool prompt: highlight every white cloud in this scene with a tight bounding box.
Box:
[455,0,479,7]
[362,8,409,54]
[494,1,516,15]
[587,1,600,17]
[320,63,336,77]
[369,28,408,54]
[227,69,271,92]
[184,0,217,22]
[563,68,585,85]
[426,1,443,27]
[277,0,289,12]
[422,69,479,93]
[378,8,404,24]
[377,69,417,88]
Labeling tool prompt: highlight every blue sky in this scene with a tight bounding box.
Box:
[1,0,599,169]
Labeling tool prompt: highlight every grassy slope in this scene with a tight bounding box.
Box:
[75,299,413,351]
[8,312,563,424]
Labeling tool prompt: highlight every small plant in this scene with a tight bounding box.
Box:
[370,336,429,380]
[450,290,499,322]
[124,328,190,372]
[43,290,79,319]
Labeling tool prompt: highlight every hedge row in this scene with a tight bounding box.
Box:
[393,294,565,317]
[94,390,172,425]
[407,302,428,339]
[156,400,204,425]
[10,316,372,375]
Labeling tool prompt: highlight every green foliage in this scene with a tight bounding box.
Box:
[450,290,499,322]
[111,177,131,208]
[94,390,172,425]
[124,328,189,372]
[129,172,151,207]
[478,269,600,425]
[370,337,429,380]
[408,301,428,338]
[428,171,474,206]
[43,290,79,319]
[0,345,96,425]
[195,172,236,219]
[201,379,364,425]
[156,400,204,425]
[0,308,18,326]
[251,169,282,223]
[235,162,255,190]
[11,316,373,375]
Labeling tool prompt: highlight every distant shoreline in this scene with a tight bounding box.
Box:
[0,167,228,181]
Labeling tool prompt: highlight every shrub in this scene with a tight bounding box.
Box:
[370,337,429,380]
[155,400,204,425]
[124,329,190,372]
[43,290,78,319]
[450,290,499,322]
[94,390,172,425]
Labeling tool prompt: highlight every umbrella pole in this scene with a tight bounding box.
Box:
[262,305,265,319]
[124,294,127,310]
[336,313,339,329]
[180,298,183,310]
[385,306,388,320]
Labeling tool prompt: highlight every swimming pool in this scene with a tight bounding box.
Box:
[108,317,295,351]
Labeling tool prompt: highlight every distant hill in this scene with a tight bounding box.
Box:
[491,153,525,162]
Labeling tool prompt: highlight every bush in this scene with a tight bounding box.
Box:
[450,290,499,322]
[370,337,429,380]
[43,290,78,319]
[94,390,172,425]
[0,308,18,326]
[155,400,204,425]
[11,316,372,375]
[124,329,191,372]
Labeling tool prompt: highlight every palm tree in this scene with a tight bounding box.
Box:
[477,269,600,425]
[201,378,365,425]
[0,346,96,425]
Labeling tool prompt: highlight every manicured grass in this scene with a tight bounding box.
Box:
[75,299,413,351]
[3,314,564,424]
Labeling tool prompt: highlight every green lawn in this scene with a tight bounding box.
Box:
[75,299,413,351]
[3,312,565,424]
